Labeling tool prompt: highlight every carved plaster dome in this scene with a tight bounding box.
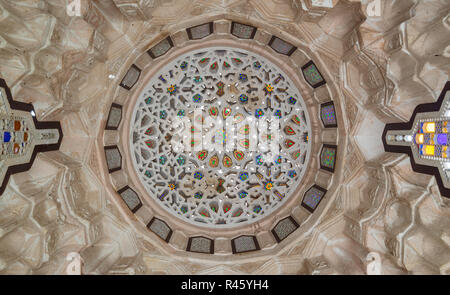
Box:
[0,0,449,275]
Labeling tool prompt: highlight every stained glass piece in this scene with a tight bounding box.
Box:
[194,171,204,180]
[231,22,256,39]
[255,109,264,118]
[233,150,245,161]
[193,94,202,103]
[265,84,274,93]
[3,132,11,143]
[253,205,262,213]
[223,203,231,213]
[292,115,301,125]
[284,126,296,135]
[239,125,250,135]
[291,150,301,160]
[209,155,219,168]
[239,138,250,149]
[239,191,248,199]
[145,127,154,136]
[199,57,210,65]
[180,61,188,69]
[177,156,186,166]
[209,107,218,117]
[274,156,282,165]
[159,155,167,165]
[239,74,248,82]
[264,181,273,190]
[285,139,295,148]
[238,172,249,181]
[145,140,155,149]
[222,107,232,119]
[14,121,21,131]
[255,155,264,165]
[223,155,233,168]
[288,170,297,178]
[239,94,249,103]
[167,84,177,95]
[216,81,225,96]
[198,150,208,161]
[210,61,218,70]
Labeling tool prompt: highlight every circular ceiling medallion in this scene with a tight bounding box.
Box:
[130,46,312,228]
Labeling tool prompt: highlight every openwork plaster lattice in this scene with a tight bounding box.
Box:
[187,236,214,254]
[268,36,297,56]
[187,23,213,40]
[147,217,172,242]
[130,47,312,228]
[231,235,259,253]
[271,216,299,242]
[147,37,174,59]
[118,186,142,213]
[120,64,141,90]
[231,22,257,39]
[105,103,123,130]
[105,146,122,173]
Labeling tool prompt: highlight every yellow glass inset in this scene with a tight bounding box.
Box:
[423,122,436,133]
[415,134,424,144]
[422,145,435,156]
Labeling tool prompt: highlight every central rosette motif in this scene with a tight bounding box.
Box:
[130,47,312,228]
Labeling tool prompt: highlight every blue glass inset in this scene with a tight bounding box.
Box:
[3,132,11,143]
